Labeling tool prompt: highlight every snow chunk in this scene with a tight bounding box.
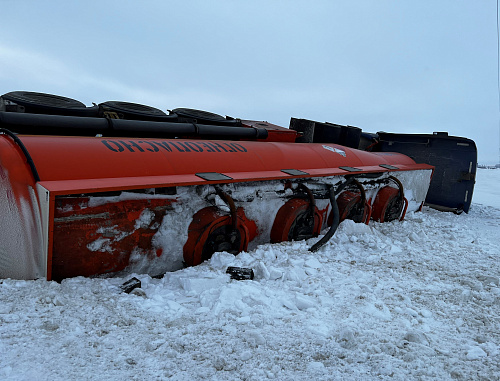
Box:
[404,330,428,345]
[268,267,283,280]
[466,346,488,360]
[294,294,316,310]
[180,276,228,293]
[477,275,499,286]
[240,350,253,361]
[406,307,419,317]
[409,232,420,242]
[364,302,392,321]
[195,306,211,315]
[336,328,357,349]
[246,330,266,346]
[340,219,372,235]
[389,244,403,253]
[236,316,251,324]
[209,252,236,269]
[254,262,270,280]
[420,309,432,318]
[281,298,297,310]
[304,257,322,269]
[306,361,326,374]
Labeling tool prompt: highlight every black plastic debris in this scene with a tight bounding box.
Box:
[120,277,141,293]
[226,266,254,280]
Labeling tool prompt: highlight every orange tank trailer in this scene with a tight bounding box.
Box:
[0,91,434,280]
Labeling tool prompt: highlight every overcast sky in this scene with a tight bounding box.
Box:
[1,1,499,164]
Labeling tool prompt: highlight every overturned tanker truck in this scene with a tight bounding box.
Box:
[0,91,435,281]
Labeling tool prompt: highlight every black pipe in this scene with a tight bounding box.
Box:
[0,112,269,140]
[308,177,355,252]
[298,183,316,216]
[214,186,238,230]
[353,179,367,205]
[388,176,405,202]
[309,186,339,252]
[0,128,40,182]
[0,111,105,133]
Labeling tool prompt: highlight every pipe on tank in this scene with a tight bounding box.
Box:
[309,177,355,252]
[0,112,269,140]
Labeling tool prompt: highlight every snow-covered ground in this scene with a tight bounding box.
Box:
[1,169,499,380]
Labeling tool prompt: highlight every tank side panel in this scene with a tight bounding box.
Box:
[0,137,44,279]
[20,136,427,184]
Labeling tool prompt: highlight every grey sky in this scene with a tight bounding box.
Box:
[1,1,498,163]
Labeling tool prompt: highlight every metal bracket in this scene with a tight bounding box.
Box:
[339,166,362,172]
[281,169,309,176]
[379,164,399,170]
[196,172,233,181]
